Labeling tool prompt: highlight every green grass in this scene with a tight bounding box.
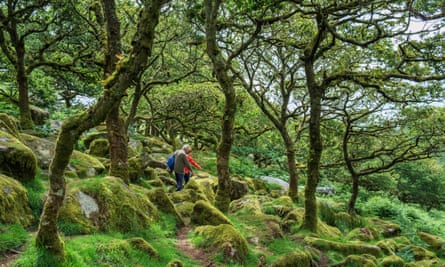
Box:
[0,224,28,254]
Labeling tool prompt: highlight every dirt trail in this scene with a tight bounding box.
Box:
[176,223,215,267]
[0,250,20,267]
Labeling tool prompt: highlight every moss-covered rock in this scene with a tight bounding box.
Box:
[230,178,249,200]
[281,208,305,233]
[380,255,405,267]
[304,237,382,257]
[400,245,438,261]
[270,250,312,267]
[0,113,21,139]
[0,130,37,183]
[166,259,183,267]
[190,177,217,203]
[376,239,399,255]
[367,218,401,238]
[334,254,378,267]
[262,196,294,217]
[128,156,143,183]
[170,187,209,204]
[346,227,376,242]
[333,211,367,232]
[229,195,263,216]
[82,131,108,150]
[59,176,158,233]
[191,200,232,226]
[88,138,109,157]
[146,188,183,226]
[193,224,249,263]
[236,214,283,244]
[418,231,445,250]
[21,133,105,178]
[0,174,34,227]
[127,237,158,259]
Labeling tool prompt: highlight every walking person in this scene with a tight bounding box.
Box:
[174,144,194,191]
[184,147,202,185]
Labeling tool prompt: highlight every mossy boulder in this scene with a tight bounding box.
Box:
[190,177,217,203]
[193,224,249,263]
[230,178,249,200]
[0,113,20,139]
[236,214,283,244]
[127,237,158,259]
[304,237,382,257]
[400,245,438,261]
[281,208,305,233]
[229,195,263,216]
[0,174,34,227]
[376,239,399,255]
[346,227,376,242]
[270,250,312,267]
[380,255,405,267]
[332,211,367,232]
[59,176,158,233]
[169,187,209,204]
[368,218,401,238]
[418,231,445,250]
[334,254,378,267]
[21,133,105,177]
[166,259,183,267]
[262,195,294,217]
[191,200,232,226]
[88,138,109,157]
[82,131,108,149]
[146,188,183,226]
[0,130,37,183]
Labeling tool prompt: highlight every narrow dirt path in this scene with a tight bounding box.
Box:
[176,223,215,267]
[0,250,20,267]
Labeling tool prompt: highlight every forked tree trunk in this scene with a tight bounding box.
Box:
[204,0,234,212]
[35,0,167,259]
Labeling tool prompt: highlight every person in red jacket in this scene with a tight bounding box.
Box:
[184,147,202,185]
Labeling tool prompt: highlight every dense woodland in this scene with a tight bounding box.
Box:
[1,0,445,266]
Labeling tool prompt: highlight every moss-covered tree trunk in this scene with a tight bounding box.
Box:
[35,0,167,259]
[17,55,34,130]
[204,0,234,212]
[101,0,130,183]
[284,136,298,201]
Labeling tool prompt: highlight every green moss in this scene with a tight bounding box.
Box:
[191,200,232,226]
[193,224,249,263]
[281,208,304,233]
[146,188,183,226]
[346,227,376,242]
[229,195,263,216]
[376,239,398,255]
[304,236,382,257]
[380,255,405,267]
[0,174,34,227]
[166,259,184,267]
[0,113,21,139]
[231,214,283,244]
[88,138,109,157]
[336,254,378,267]
[0,130,37,182]
[59,177,158,233]
[127,237,158,258]
[418,231,445,250]
[270,250,312,267]
[70,150,105,178]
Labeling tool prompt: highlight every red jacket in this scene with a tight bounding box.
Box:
[185,154,201,174]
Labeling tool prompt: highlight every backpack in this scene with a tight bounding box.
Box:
[166,154,175,172]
